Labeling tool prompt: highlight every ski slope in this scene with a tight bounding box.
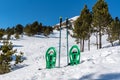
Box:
[0,29,120,80]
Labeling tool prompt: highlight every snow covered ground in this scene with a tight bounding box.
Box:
[0,29,120,80]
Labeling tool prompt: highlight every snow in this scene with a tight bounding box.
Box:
[55,16,79,26]
[69,16,79,21]
[0,29,120,80]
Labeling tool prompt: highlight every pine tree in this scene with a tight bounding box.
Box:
[114,17,120,44]
[0,40,24,74]
[107,20,116,46]
[7,34,11,40]
[5,27,15,35]
[73,5,92,52]
[15,52,24,65]
[44,27,51,36]
[31,21,39,34]
[15,24,24,34]
[92,0,112,49]
[38,23,43,34]
[107,17,120,46]
[15,33,20,39]
[24,24,32,36]
[0,29,5,39]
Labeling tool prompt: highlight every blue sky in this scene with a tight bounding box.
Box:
[0,0,120,28]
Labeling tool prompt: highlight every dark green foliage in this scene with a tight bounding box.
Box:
[31,21,39,35]
[73,5,92,52]
[0,21,53,38]
[92,0,112,48]
[6,27,15,35]
[43,26,53,36]
[15,33,20,39]
[0,29,5,39]
[0,32,4,40]
[15,52,24,65]
[24,24,32,36]
[24,21,53,36]
[15,24,24,34]
[38,23,43,34]
[0,62,10,74]
[0,40,24,74]
[44,27,51,36]
[7,34,11,40]
[107,17,120,46]
[1,41,13,53]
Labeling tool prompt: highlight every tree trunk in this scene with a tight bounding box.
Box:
[79,39,82,52]
[82,39,84,52]
[80,39,83,52]
[118,33,120,45]
[88,38,90,51]
[119,38,120,45]
[96,33,98,49]
[99,26,102,49]
[111,42,113,46]
[99,32,102,49]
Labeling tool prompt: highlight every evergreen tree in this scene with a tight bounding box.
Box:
[6,27,15,35]
[24,24,33,36]
[73,5,92,52]
[107,20,116,46]
[114,17,120,44]
[43,27,51,36]
[7,34,11,40]
[15,24,24,34]
[107,17,120,46]
[43,26,53,36]
[92,0,112,49]
[31,21,39,34]
[0,40,24,74]
[15,33,20,39]
[38,23,43,34]
[0,29,5,39]
[14,52,24,65]
[24,21,44,36]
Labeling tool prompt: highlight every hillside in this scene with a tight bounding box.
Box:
[0,27,120,80]
[54,16,79,29]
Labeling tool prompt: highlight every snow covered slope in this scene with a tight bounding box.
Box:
[0,29,120,80]
[54,16,79,29]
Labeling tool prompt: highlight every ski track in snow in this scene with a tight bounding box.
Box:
[0,29,120,80]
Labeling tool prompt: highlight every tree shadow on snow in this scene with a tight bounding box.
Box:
[98,73,120,80]
[11,57,27,72]
[75,73,120,80]
[11,64,29,71]
[13,45,23,47]
[34,35,46,38]
[103,41,120,49]
[0,44,23,48]
[78,73,95,80]
[34,36,59,38]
